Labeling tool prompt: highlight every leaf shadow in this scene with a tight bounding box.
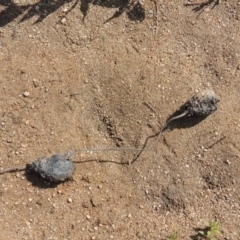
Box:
[0,0,145,26]
[184,0,219,11]
[0,0,31,27]
[80,0,145,23]
[184,0,220,18]
[190,227,210,240]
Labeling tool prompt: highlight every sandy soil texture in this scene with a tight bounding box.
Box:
[0,0,240,239]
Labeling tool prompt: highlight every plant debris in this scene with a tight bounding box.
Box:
[187,89,220,116]
[26,152,75,182]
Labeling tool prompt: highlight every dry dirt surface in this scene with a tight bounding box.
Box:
[0,0,240,239]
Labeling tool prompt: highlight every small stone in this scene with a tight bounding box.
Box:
[61,18,66,24]
[224,159,231,165]
[23,91,30,97]
[67,198,72,203]
[162,16,167,21]
[33,79,39,87]
[86,215,91,219]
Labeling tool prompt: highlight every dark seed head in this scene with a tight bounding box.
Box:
[187,89,220,116]
[26,152,75,182]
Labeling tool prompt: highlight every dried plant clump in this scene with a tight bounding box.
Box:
[187,89,220,116]
[26,152,75,182]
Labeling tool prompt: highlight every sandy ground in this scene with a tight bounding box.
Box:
[0,0,240,239]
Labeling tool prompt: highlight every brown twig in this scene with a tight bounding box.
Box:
[0,167,25,174]
[206,136,226,149]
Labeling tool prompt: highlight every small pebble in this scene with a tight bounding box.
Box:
[61,18,66,24]
[224,159,231,165]
[33,79,39,87]
[67,198,72,203]
[26,221,31,227]
[23,91,30,97]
